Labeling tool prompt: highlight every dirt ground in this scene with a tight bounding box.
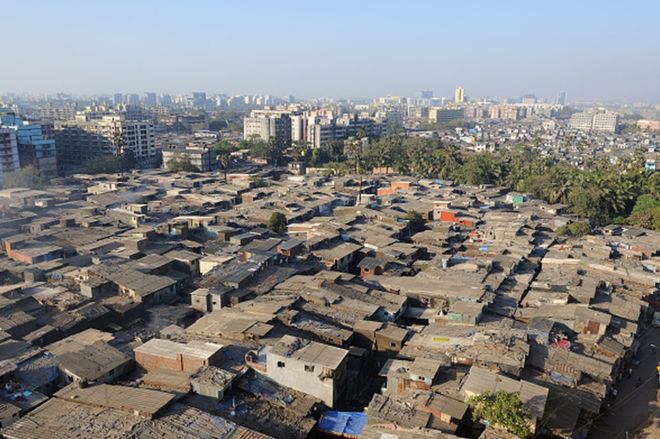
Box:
[588,327,660,439]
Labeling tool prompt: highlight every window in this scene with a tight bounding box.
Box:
[277,361,286,368]
[390,342,397,348]
[305,365,315,372]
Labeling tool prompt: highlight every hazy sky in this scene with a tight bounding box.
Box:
[3,0,659,101]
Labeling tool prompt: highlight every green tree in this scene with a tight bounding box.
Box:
[631,194,660,213]
[2,166,46,189]
[267,211,288,234]
[627,207,660,231]
[119,149,137,172]
[405,210,426,233]
[468,391,531,438]
[166,153,198,172]
[250,176,268,188]
[291,141,309,162]
[267,136,286,171]
[85,155,123,174]
[247,137,270,160]
[457,154,502,186]
[345,137,367,203]
[567,185,610,225]
[556,221,591,237]
[214,140,238,181]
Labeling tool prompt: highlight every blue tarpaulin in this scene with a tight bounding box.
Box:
[318,411,368,437]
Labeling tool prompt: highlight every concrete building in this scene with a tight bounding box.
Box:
[243,109,292,146]
[454,86,465,104]
[162,146,218,172]
[0,114,58,177]
[265,335,349,407]
[557,91,567,106]
[429,108,464,124]
[306,114,385,149]
[134,338,224,372]
[54,114,156,172]
[290,114,305,143]
[569,110,619,133]
[0,127,20,184]
[143,92,157,107]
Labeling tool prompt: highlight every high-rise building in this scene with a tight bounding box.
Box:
[0,114,58,177]
[144,92,157,107]
[113,93,123,106]
[569,110,618,133]
[243,110,292,146]
[290,115,305,143]
[192,92,207,108]
[55,115,156,172]
[454,86,465,104]
[421,90,433,99]
[557,91,567,106]
[306,114,386,149]
[521,94,537,105]
[429,107,464,123]
[0,127,20,184]
[127,94,140,106]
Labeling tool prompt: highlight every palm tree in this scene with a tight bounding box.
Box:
[345,137,365,204]
[214,140,238,181]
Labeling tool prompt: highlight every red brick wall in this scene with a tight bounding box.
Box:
[135,351,182,371]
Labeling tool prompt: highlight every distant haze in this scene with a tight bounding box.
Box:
[2,0,659,102]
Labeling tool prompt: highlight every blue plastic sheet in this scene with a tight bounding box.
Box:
[318,411,368,437]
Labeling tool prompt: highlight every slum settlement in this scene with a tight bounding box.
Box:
[0,168,657,439]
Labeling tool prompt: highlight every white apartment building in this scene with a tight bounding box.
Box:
[243,109,291,146]
[569,110,619,133]
[454,86,465,104]
[54,115,156,171]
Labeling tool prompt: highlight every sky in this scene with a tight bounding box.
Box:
[2,0,659,102]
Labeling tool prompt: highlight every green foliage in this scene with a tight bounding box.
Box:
[556,221,591,237]
[631,194,660,213]
[456,154,502,186]
[627,207,660,231]
[247,138,271,159]
[166,153,198,172]
[567,186,611,225]
[85,155,122,174]
[282,134,658,228]
[250,176,268,188]
[209,110,247,132]
[83,150,138,174]
[468,391,531,438]
[267,211,288,234]
[214,141,238,178]
[405,210,426,233]
[2,166,46,189]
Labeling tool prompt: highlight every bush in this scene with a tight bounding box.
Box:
[2,166,46,189]
[556,221,591,237]
[166,153,198,172]
[405,210,426,233]
[627,207,660,231]
[267,212,288,234]
[468,391,531,438]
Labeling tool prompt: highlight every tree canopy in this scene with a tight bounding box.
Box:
[297,134,658,229]
[405,210,426,233]
[267,211,287,234]
[166,153,197,172]
[468,391,531,438]
[2,166,46,189]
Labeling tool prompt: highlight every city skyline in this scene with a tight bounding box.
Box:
[2,0,659,102]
